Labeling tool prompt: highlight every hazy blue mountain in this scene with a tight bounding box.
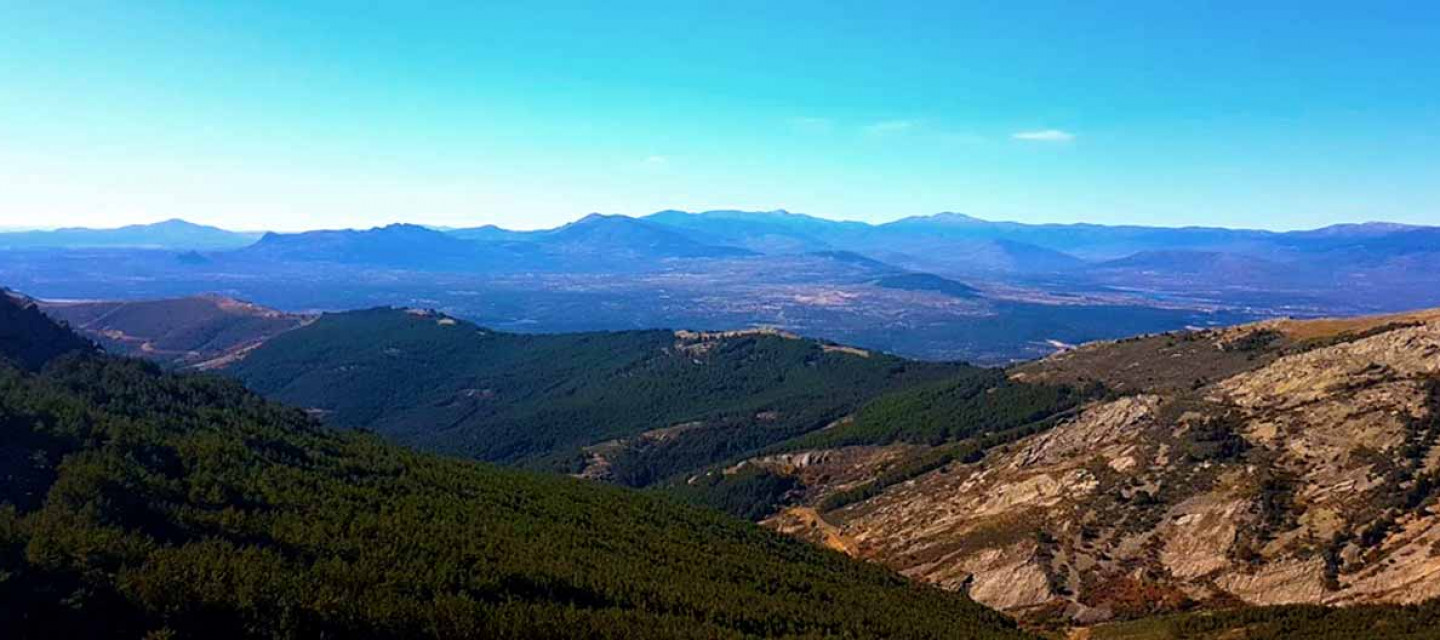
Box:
[644,209,1440,282]
[877,213,1280,260]
[7,211,1440,365]
[1095,250,1290,277]
[643,209,869,253]
[453,213,758,257]
[240,216,750,273]
[235,223,513,269]
[444,223,531,242]
[534,213,756,259]
[1277,225,1440,259]
[642,210,1089,273]
[859,237,1088,276]
[0,218,261,250]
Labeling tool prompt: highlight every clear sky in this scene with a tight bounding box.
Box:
[2,1,1438,231]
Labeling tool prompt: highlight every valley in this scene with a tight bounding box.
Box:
[10,211,1440,365]
[0,293,1028,638]
[8,217,1440,638]
[24,283,1440,637]
[10,4,1437,636]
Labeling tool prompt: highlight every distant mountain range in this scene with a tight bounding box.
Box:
[0,218,261,250]
[11,210,1436,276]
[234,215,751,272]
[6,210,1439,363]
[2,211,1428,259]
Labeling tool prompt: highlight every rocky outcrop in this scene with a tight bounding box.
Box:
[763,311,1440,624]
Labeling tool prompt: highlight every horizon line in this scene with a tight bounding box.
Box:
[0,210,1428,236]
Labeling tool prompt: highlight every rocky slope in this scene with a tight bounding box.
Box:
[760,309,1440,625]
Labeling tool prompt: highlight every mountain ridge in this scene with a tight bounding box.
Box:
[0,289,1032,639]
[743,307,1440,626]
[0,218,260,250]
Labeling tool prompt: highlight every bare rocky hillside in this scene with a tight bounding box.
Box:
[758,309,1440,625]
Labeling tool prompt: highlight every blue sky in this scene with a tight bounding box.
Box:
[2,1,1438,231]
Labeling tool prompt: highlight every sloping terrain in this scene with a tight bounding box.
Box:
[0,219,260,250]
[0,292,1030,639]
[0,290,96,370]
[742,309,1440,628]
[527,213,756,261]
[237,223,510,270]
[239,215,750,273]
[227,308,987,483]
[874,272,983,299]
[39,295,312,368]
[1089,601,1440,640]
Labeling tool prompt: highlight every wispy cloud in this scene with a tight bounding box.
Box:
[641,155,669,166]
[863,119,919,136]
[1012,129,1075,142]
[788,116,834,133]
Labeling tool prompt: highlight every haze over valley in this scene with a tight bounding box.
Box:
[5,2,1440,638]
[6,211,1438,364]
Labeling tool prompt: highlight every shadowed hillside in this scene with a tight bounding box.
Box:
[39,295,312,368]
[0,290,95,370]
[228,308,983,484]
[0,292,1031,639]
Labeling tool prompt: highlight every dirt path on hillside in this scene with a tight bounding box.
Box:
[784,507,859,557]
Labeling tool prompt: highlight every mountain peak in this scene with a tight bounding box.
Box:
[571,212,632,225]
[1302,221,1426,237]
[912,212,986,224]
[374,222,441,234]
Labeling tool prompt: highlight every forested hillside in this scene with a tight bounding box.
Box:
[0,293,1031,639]
[1090,601,1440,639]
[228,308,981,481]
[0,289,95,370]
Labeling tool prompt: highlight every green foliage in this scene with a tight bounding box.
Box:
[230,309,967,483]
[790,371,1090,449]
[1218,328,1282,353]
[0,292,95,370]
[642,368,1084,518]
[817,446,963,513]
[664,466,799,520]
[1179,413,1249,462]
[0,301,1030,639]
[1092,600,1440,639]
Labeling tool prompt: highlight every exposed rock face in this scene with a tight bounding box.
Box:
[764,312,1440,623]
